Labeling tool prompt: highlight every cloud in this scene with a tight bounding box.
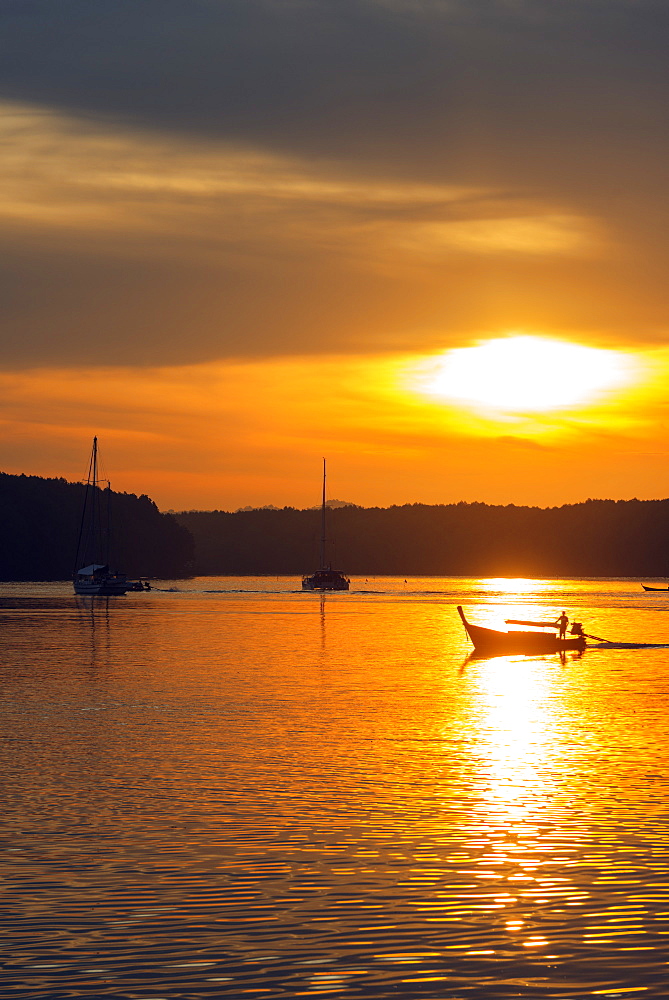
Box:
[1,2,666,174]
[0,1,668,369]
[1,98,624,368]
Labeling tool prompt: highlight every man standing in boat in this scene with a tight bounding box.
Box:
[557,611,569,640]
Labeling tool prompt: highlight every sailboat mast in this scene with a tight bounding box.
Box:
[73,435,98,574]
[94,437,113,568]
[320,458,327,570]
[92,436,99,565]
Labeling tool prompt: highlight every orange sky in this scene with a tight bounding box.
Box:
[2,341,669,511]
[1,3,668,511]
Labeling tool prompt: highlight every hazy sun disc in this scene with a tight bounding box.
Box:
[420,335,631,412]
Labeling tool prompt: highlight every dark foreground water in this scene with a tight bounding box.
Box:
[1,577,668,998]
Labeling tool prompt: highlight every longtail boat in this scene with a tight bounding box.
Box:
[642,585,669,592]
[457,605,587,654]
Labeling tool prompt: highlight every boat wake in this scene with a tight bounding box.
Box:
[203,588,301,594]
[589,641,669,649]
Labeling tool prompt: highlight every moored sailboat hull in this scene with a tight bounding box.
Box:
[302,568,350,591]
[74,563,132,596]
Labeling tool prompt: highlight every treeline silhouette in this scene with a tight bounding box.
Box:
[3,469,669,580]
[177,498,669,578]
[0,471,193,580]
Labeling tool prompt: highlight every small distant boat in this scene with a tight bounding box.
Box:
[302,459,350,592]
[302,567,350,591]
[457,605,587,654]
[642,584,669,591]
[73,437,148,596]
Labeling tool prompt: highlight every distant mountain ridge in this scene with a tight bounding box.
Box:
[235,499,356,512]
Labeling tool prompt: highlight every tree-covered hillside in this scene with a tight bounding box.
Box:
[176,499,669,578]
[3,473,669,580]
[0,472,194,580]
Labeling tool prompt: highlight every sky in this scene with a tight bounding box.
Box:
[1,0,669,511]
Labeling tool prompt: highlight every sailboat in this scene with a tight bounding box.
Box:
[73,437,146,596]
[302,459,350,592]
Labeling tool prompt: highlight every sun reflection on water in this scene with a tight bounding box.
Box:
[471,655,556,820]
[454,648,592,954]
[477,578,554,595]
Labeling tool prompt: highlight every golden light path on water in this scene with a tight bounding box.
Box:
[447,579,667,984]
[0,576,667,998]
[461,654,579,956]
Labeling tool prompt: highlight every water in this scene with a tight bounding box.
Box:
[1,577,668,998]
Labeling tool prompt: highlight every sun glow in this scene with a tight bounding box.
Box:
[418,335,632,413]
[479,578,552,595]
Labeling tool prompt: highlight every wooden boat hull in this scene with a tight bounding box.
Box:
[642,585,669,591]
[457,606,586,654]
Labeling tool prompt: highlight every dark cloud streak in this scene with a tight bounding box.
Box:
[1,0,668,367]
[1,0,667,180]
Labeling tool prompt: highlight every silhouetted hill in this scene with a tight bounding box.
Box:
[0,471,194,580]
[176,499,669,577]
[4,473,669,580]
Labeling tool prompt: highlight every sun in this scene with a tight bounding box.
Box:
[416,335,632,413]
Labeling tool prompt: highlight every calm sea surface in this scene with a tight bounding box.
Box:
[1,577,668,999]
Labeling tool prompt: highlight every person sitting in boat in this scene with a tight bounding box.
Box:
[556,611,569,640]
